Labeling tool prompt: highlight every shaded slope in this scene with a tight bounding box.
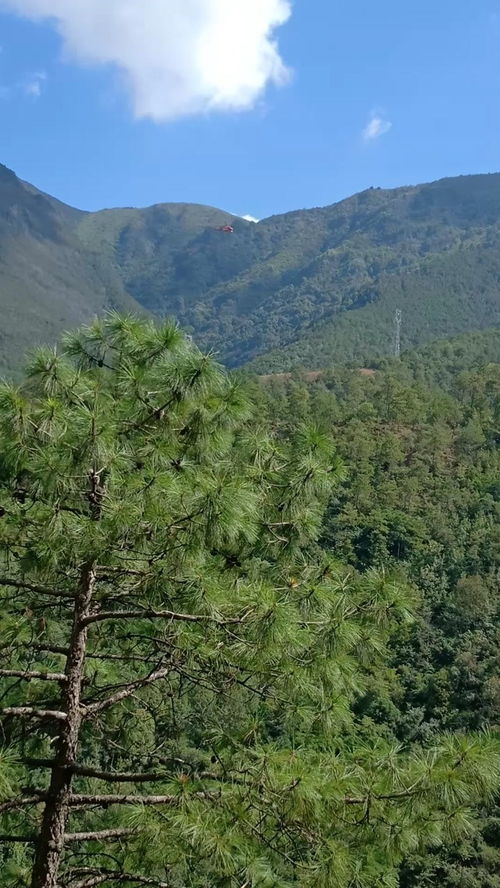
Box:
[0,164,140,374]
[76,203,243,316]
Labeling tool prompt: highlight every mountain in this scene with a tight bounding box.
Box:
[0,163,240,374]
[0,164,137,375]
[0,163,499,374]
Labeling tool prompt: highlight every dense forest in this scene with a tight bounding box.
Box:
[0,317,499,887]
[252,332,500,888]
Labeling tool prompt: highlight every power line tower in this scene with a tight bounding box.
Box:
[394,309,402,358]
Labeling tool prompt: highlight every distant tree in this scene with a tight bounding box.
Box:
[0,316,499,888]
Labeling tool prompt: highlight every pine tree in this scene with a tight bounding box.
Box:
[0,315,499,888]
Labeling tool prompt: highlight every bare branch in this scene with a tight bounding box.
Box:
[65,828,137,843]
[69,767,172,783]
[69,878,116,888]
[0,834,35,843]
[67,791,217,808]
[1,706,67,721]
[14,644,152,663]
[69,870,170,888]
[0,795,46,814]
[95,566,148,578]
[82,609,249,628]
[78,769,169,783]
[27,760,174,783]
[83,667,171,716]
[0,669,67,682]
[28,643,69,656]
[0,577,73,600]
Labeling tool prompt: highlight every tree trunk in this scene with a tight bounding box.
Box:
[30,563,96,888]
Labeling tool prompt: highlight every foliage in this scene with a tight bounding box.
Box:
[253,349,500,888]
[1,317,498,887]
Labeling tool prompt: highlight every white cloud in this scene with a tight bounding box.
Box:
[24,70,46,97]
[1,0,292,120]
[362,112,392,142]
[0,69,46,99]
[242,214,259,223]
[25,79,41,96]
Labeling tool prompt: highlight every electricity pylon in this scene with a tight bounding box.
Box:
[394,309,402,358]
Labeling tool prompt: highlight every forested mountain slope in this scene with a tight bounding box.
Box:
[248,246,500,372]
[0,164,238,373]
[0,164,140,374]
[252,343,500,888]
[1,163,500,373]
[387,325,500,387]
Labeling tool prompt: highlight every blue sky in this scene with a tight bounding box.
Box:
[0,0,499,219]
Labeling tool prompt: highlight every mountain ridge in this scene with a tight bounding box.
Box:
[0,162,499,374]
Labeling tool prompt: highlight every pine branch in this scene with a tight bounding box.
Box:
[67,792,217,808]
[64,828,137,843]
[0,577,73,599]
[85,652,154,663]
[0,795,46,814]
[127,391,182,433]
[82,609,249,627]
[83,667,172,716]
[343,787,422,805]
[0,669,67,682]
[1,706,67,721]
[68,870,170,888]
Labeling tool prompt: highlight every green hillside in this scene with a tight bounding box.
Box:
[248,245,500,372]
[0,163,500,372]
[250,326,500,388]
[0,164,144,374]
[192,175,500,366]
[389,325,500,387]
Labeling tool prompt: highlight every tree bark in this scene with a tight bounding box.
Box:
[30,563,96,888]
